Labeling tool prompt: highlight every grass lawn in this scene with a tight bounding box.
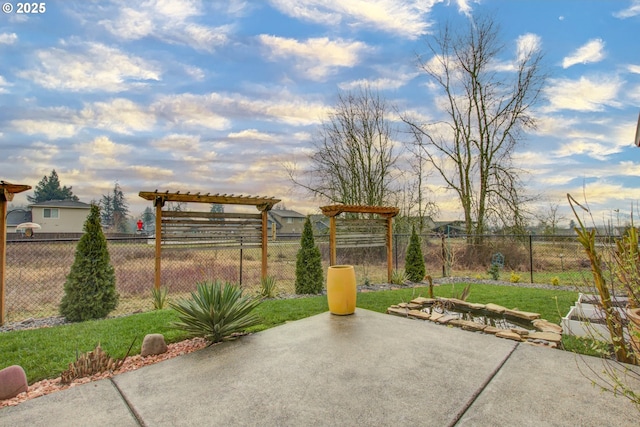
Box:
[1,283,582,384]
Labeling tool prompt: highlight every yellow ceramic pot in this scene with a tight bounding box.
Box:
[327,265,356,315]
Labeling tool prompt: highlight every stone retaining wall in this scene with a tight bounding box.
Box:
[387,297,563,348]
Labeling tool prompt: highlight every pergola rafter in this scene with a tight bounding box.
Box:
[139,191,280,290]
[320,204,399,282]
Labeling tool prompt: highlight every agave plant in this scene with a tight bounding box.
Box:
[259,275,277,298]
[170,280,262,343]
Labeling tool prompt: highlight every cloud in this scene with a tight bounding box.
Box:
[75,136,133,169]
[11,119,79,139]
[258,35,369,80]
[227,129,275,141]
[493,33,542,72]
[542,76,622,112]
[151,134,202,151]
[628,64,640,74]
[154,90,328,127]
[562,39,606,68]
[0,32,17,44]
[19,41,161,92]
[613,0,640,18]
[0,75,11,93]
[339,65,418,90]
[98,0,231,52]
[267,0,439,39]
[129,165,174,179]
[80,98,156,134]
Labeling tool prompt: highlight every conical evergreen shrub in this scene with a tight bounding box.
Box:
[405,225,426,282]
[295,217,324,294]
[60,204,119,321]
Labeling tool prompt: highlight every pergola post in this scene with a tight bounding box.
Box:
[320,204,399,281]
[0,181,31,325]
[153,196,165,291]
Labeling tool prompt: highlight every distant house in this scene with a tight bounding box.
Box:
[432,220,467,236]
[29,200,91,233]
[268,209,307,235]
[6,208,32,233]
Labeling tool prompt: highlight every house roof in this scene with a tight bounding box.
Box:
[269,209,306,218]
[29,199,91,209]
[6,209,32,226]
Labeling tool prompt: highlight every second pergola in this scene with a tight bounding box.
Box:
[139,191,280,290]
[320,204,399,282]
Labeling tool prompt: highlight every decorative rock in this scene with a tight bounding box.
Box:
[0,365,28,400]
[435,314,459,324]
[398,302,409,308]
[496,330,524,341]
[141,334,168,357]
[485,303,507,314]
[510,328,530,337]
[457,320,487,332]
[532,319,563,334]
[411,297,435,305]
[408,310,431,320]
[387,307,409,317]
[483,326,501,335]
[407,303,423,310]
[528,331,562,344]
[429,312,444,322]
[504,309,540,321]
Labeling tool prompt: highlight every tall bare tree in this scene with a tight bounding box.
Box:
[403,15,546,236]
[288,86,399,207]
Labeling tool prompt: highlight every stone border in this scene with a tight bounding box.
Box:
[386,297,563,348]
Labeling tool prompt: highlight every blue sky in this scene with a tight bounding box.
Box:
[1,0,639,227]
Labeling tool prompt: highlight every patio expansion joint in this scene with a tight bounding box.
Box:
[110,378,146,427]
[447,342,520,427]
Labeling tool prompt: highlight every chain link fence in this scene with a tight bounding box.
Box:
[3,232,596,323]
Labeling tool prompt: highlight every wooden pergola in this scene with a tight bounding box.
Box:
[320,204,399,282]
[1,181,32,325]
[139,191,280,290]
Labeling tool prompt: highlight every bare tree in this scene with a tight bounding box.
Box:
[537,202,567,235]
[402,14,546,237]
[288,86,399,207]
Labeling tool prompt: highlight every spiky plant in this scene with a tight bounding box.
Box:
[170,281,262,343]
[259,276,278,298]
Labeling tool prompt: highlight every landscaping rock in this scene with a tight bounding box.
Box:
[141,334,168,357]
[504,309,540,321]
[532,319,563,334]
[408,310,431,321]
[528,332,562,344]
[496,331,524,341]
[387,307,409,317]
[410,297,435,305]
[485,303,507,314]
[483,326,501,335]
[0,365,28,400]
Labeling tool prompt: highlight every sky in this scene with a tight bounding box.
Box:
[1,0,639,227]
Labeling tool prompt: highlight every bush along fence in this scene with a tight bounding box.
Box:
[2,232,596,324]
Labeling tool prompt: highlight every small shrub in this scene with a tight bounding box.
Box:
[259,276,277,298]
[60,204,119,322]
[405,225,426,282]
[295,217,323,294]
[152,287,168,310]
[510,271,521,283]
[487,264,500,280]
[390,269,409,285]
[551,276,560,286]
[60,342,133,384]
[170,280,261,343]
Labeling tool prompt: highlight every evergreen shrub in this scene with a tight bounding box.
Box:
[295,217,324,294]
[405,226,426,282]
[60,204,119,321]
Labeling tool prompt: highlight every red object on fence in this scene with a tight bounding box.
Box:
[137,219,144,231]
